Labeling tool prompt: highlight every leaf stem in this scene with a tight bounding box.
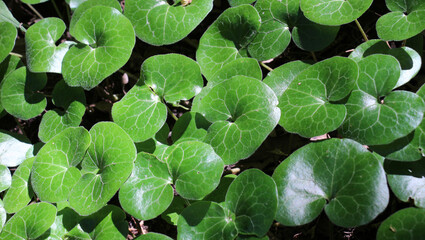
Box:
[354,19,368,42]
[51,0,63,19]
[311,51,318,62]
[9,52,23,58]
[166,105,178,121]
[25,3,44,19]
[14,117,27,137]
[260,61,273,72]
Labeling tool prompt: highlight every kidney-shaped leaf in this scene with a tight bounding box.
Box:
[196,5,261,80]
[385,159,425,208]
[0,66,47,120]
[0,22,16,63]
[0,164,11,192]
[165,141,224,200]
[3,157,34,213]
[225,169,277,237]
[0,202,56,239]
[69,122,136,216]
[125,0,213,46]
[62,6,135,90]
[300,0,373,26]
[272,138,389,227]
[0,130,33,167]
[279,57,357,138]
[198,76,280,164]
[177,201,238,240]
[340,54,425,145]
[119,152,173,220]
[26,18,74,73]
[377,208,425,240]
[31,127,90,203]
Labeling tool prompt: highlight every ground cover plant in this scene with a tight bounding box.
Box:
[1,0,425,239]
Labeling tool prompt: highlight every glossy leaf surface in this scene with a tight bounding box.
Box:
[31,127,90,203]
[119,152,173,220]
[0,131,33,167]
[125,0,213,45]
[0,22,16,63]
[198,76,280,164]
[0,164,11,192]
[377,208,425,240]
[62,6,135,90]
[272,139,389,227]
[69,122,136,216]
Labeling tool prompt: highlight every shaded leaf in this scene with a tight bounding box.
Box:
[0,22,16,63]
[377,208,425,240]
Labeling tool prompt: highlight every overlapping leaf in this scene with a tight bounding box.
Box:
[135,233,173,240]
[273,138,389,227]
[125,0,213,45]
[0,66,47,120]
[340,54,425,145]
[171,112,210,143]
[69,122,136,216]
[0,130,33,167]
[0,200,5,232]
[198,76,280,164]
[0,22,16,63]
[62,6,135,90]
[279,57,357,138]
[377,208,425,239]
[0,164,10,192]
[0,1,24,30]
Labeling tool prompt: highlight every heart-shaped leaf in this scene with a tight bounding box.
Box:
[225,169,277,236]
[2,157,34,213]
[340,54,425,145]
[172,112,211,143]
[196,5,261,80]
[0,202,56,239]
[165,141,224,200]
[62,6,135,90]
[300,0,373,26]
[38,80,86,142]
[124,0,213,46]
[0,22,16,63]
[31,127,91,203]
[0,130,34,167]
[25,18,75,73]
[263,60,311,100]
[0,66,47,120]
[376,3,425,41]
[0,164,11,192]
[385,159,425,208]
[198,76,280,164]
[377,208,425,240]
[278,57,357,138]
[349,40,422,88]
[272,138,389,227]
[135,232,173,240]
[177,201,238,240]
[69,122,136,216]
[119,152,173,220]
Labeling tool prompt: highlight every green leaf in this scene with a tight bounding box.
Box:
[376,3,425,41]
[0,66,47,120]
[228,0,256,7]
[0,130,34,167]
[25,18,74,73]
[198,76,280,164]
[385,159,425,208]
[69,122,136,216]
[125,0,213,45]
[31,127,90,203]
[68,0,90,10]
[278,57,357,138]
[349,40,422,88]
[38,80,86,142]
[340,55,425,145]
[119,152,173,220]
[177,201,238,240]
[263,60,311,99]
[0,202,56,239]
[0,54,22,81]
[172,112,210,143]
[140,54,203,103]
[377,208,425,240]
[0,22,16,63]
[0,164,10,192]
[0,1,23,30]
[112,85,167,142]
[300,0,373,26]
[0,200,5,232]
[161,196,186,226]
[165,141,224,200]
[21,0,49,4]
[196,5,261,80]
[62,6,135,90]
[272,138,389,227]
[203,174,237,203]
[3,157,34,213]
[225,169,277,236]
[135,232,173,240]
[69,0,121,34]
